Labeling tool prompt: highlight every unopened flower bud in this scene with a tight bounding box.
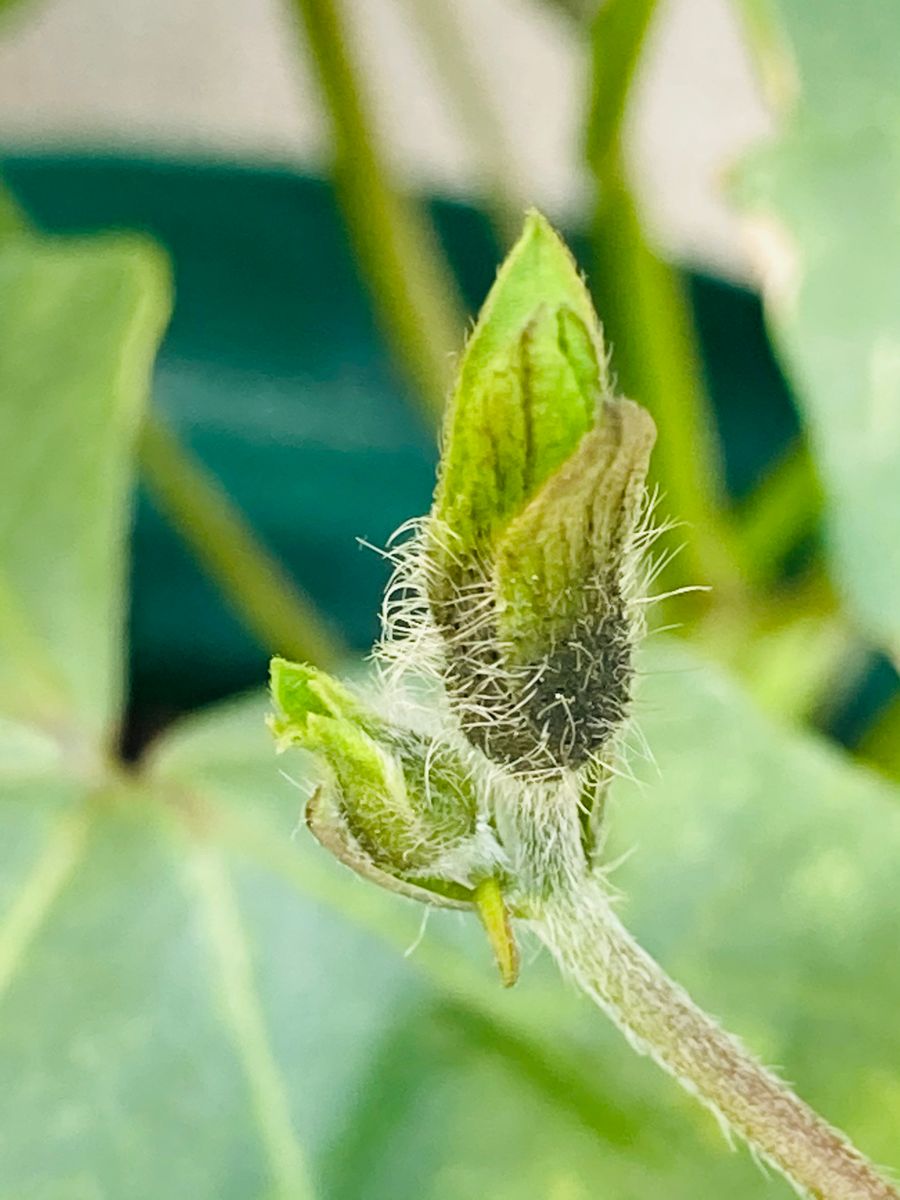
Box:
[424,211,656,779]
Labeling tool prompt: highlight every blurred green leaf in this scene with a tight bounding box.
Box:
[0,789,322,1199]
[0,235,169,750]
[735,1,900,655]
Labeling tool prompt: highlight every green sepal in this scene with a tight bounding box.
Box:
[421,214,659,779]
[431,211,609,572]
[473,876,520,987]
[305,786,474,911]
[495,398,656,662]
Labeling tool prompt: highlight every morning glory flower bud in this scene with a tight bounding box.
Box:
[420,211,657,780]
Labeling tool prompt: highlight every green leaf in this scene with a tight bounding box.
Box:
[270,657,372,737]
[432,211,608,559]
[0,788,319,1199]
[0,235,170,748]
[270,657,484,905]
[734,0,900,654]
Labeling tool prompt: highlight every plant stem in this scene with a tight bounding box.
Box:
[288,0,467,423]
[859,695,900,782]
[0,180,27,238]
[734,441,823,589]
[537,880,898,1200]
[586,0,745,597]
[396,0,525,247]
[138,414,345,667]
[586,0,657,168]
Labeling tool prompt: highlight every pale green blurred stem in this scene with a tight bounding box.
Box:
[859,696,900,781]
[539,881,899,1200]
[734,440,823,588]
[288,0,466,423]
[0,181,26,237]
[396,0,525,247]
[139,415,345,667]
[587,0,744,595]
[590,178,744,592]
[541,0,598,21]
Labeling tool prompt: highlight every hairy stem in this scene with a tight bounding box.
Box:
[139,414,345,667]
[288,0,466,423]
[535,880,897,1200]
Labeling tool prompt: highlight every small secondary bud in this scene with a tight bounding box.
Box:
[270,657,520,982]
[270,657,474,900]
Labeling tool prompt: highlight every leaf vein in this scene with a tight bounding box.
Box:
[191,850,316,1200]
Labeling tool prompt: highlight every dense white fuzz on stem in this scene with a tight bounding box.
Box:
[534,875,898,1200]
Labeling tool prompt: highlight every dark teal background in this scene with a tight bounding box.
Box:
[2,154,807,724]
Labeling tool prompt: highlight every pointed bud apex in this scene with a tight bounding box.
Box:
[430,210,605,575]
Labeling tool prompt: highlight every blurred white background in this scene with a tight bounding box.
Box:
[0,0,773,277]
